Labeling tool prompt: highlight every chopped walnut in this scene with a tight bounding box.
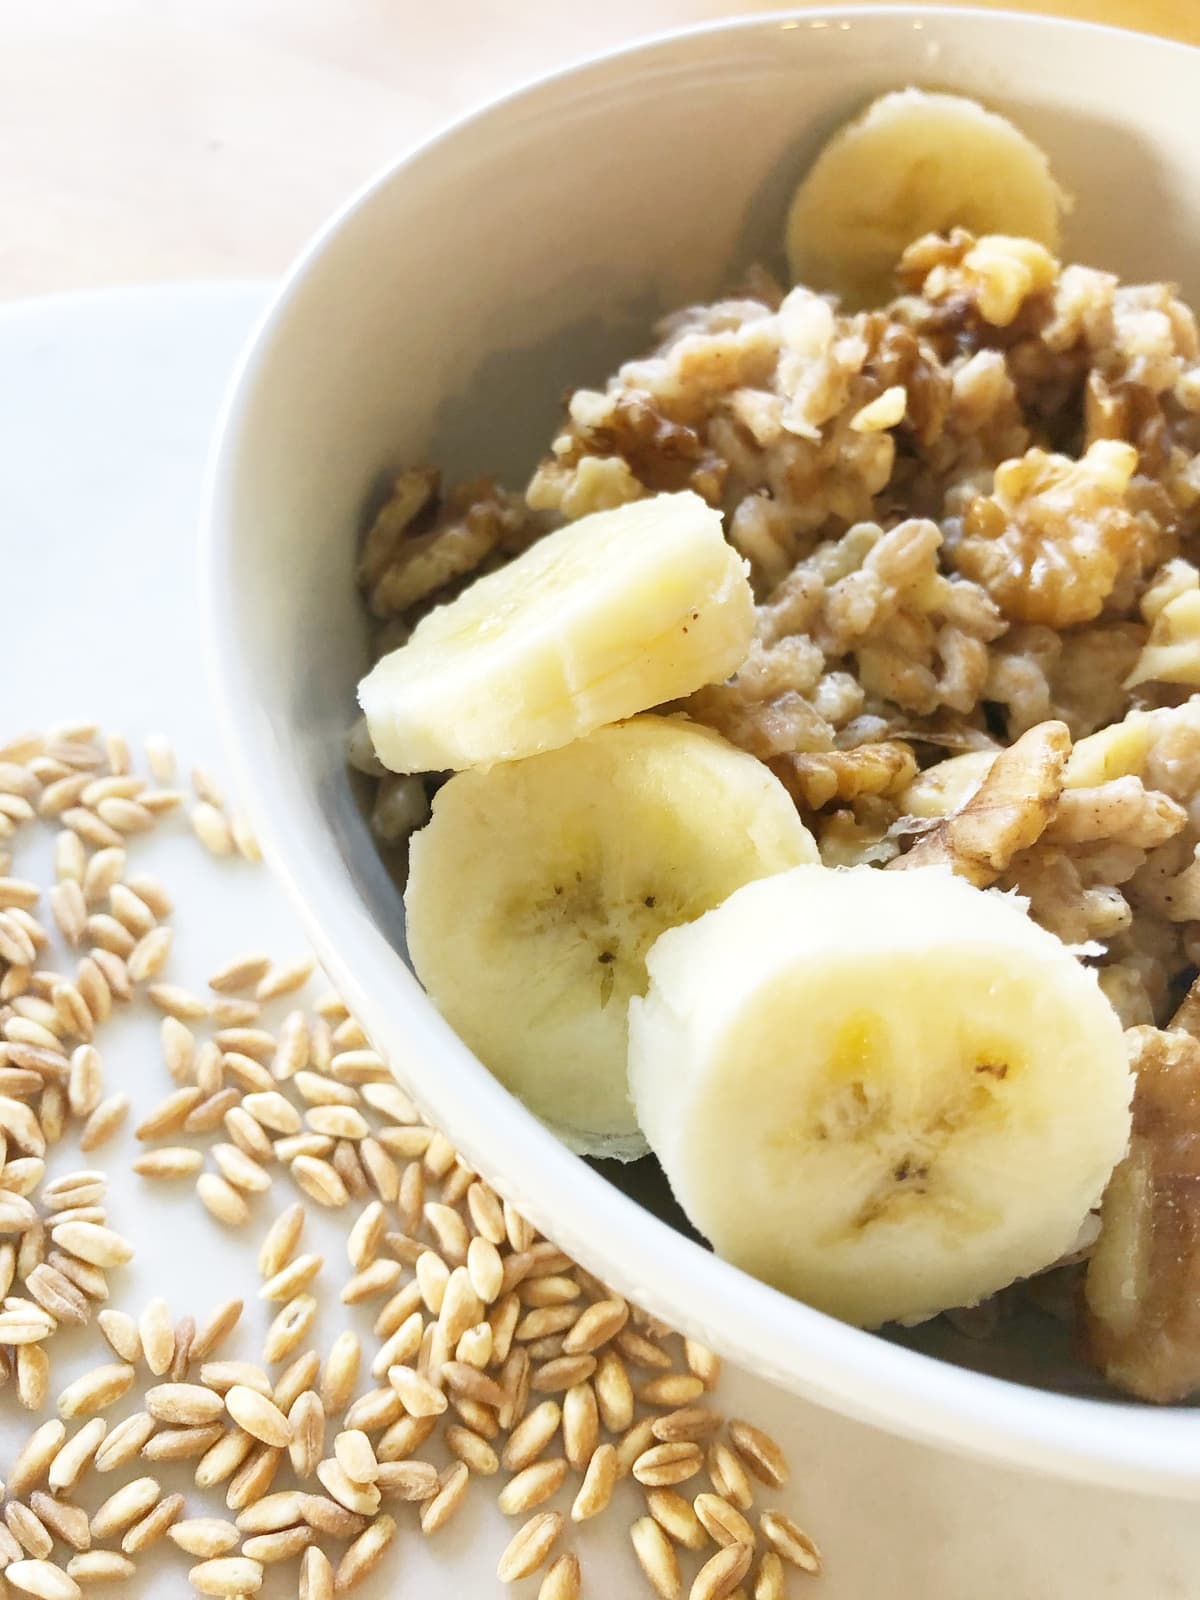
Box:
[363,475,528,618]
[769,740,916,811]
[356,466,439,591]
[953,441,1148,627]
[1085,1026,1200,1402]
[888,721,1069,887]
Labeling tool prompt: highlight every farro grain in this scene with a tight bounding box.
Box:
[65,1550,134,1584]
[84,914,135,958]
[316,1458,381,1518]
[215,1027,277,1060]
[65,1046,101,1118]
[183,1086,241,1134]
[707,1442,754,1511]
[212,1142,271,1194]
[191,1298,243,1364]
[225,1104,275,1163]
[138,1297,174,1375]
[208,952,272,994]
[6,1501,53,1559]
[497,1346,531,1432]
[221,1051,273,1092]
[371,1313,424,1379]
[439,1270,484,1345]
[639,1374,706,1408]
[124,872,172,918]
[695,1493,756,1550]
[188,1556,265,1596]
[497,1509,563,1583]
[518,1306,580,1343]
[288,1154,347,1212]
[318,1329,360,1414]
[139,787,185,815]
[334,1512,395,1590]
[146,1383,225,1426]
[16,1344,49,1411]
[618,1328,673,1371]
[631,1514,682,1600]
[300,1544,335,1600]
[212,995,260,1027]
[131,1146,203,1179]
[54,831,84,884]
[25,1264,88,1325]
[415,1249,449,1315]
[347,1201,385,1271]
[295,1071,357,1107]
[146,983,209,1021]
[456,1321,493,1369]
[499,1456,568,1516]
[135,1085,202,1138]
[646,1488,709,1551]
[126,926,171,983]
[256,958,314,1003]
[288,1390,325,1479]
[260,1252,322,1302]
[57,1363,135,1419]
[332,1137,368,1198]
[231,812,261,862]
[47,1217,130,1267]
[419,1461,469,1535]
[44,1250,106,1301]
[90,1476,161,1539]
[196,1173,250,1227]
[759,1511,820,1573]
[488,1294,521,1369]
[89,949,130,1002]
[333,1428,378,1486]
[652,1407,723,1445]
[191,803,234,857]
[263,1294,317,1364]
[92,1412,154,1474]
[121,1490,184,1553]
[167,1518,241,1558]
[242,1525,314,1564]
[193,1428,255,1489]
[39,776,90,819]
[108,883,155,937]
[170,1312,196,1380]
[140,1423,225,1462]
[728,1423,788,1490]
[48,884,86,948]
[342,1259,402,1305]
[95,797,153,835]
[500,1399,560,1473]
[201,1360,272,1396]
[531,1354,596,1394]
[343,1387,404,1435]
[225,1443,282,1512]
[299,1494,368,1540]
[3,1559,81,1600]
[9,1420,66,1497]
[225,1384,292,1447]
[691,1543,753,1600]
[234,1488,306,1534]
[520,1275,580,1308]
[562,1381,599,1473]
[386,1363,446,1418]
[275,1132,333,1163]
[271,1348,321,1413]
[77,1093,127,1152]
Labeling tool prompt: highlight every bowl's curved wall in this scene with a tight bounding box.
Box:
[204,7,1200,1495]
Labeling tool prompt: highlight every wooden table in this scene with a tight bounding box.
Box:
[3,0,1197,301]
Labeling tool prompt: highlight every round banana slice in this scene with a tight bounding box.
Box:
[786,89,1067,306]
[359,490,754,774]
[404,715,818,1160]
[629,864,1131,1326]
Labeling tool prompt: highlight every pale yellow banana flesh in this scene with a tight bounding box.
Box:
[785,88,1066,307]
[359,491,754,775]
[630,864,1130,1326]
[404,716,818,1159]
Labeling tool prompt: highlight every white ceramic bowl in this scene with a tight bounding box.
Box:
[203,6,1200,1497]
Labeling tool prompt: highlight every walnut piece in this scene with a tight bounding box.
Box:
[1084,1024,1200,1402]
[888,721,1069,887]
[953,440,1146,627]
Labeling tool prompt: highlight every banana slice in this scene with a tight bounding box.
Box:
[359,491,754,774]
[786,89,1067,307]
[629,864,1130,1326]
[404,715,818,1159]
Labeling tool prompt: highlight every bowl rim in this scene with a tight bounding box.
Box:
[201,4,1200,1496]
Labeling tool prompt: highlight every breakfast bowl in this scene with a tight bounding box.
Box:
[203,6,1200,1497]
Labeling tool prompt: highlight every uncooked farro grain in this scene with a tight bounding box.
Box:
[92,1412,155,1474]
[728,1423,789,1490]
[299,1543,335,1600]
[759,1511,821,1572]
[90,1476,162,1539]
[691,1542,754,1600]
[196,1172,250,1227]
[418,1461,469,1535]
[498,1456,568,1515]
[497,1509,564,1583]
[56,1363,136,1419]
[168,1517,241,1558]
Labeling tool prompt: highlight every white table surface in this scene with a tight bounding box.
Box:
[1,281,1198,1597]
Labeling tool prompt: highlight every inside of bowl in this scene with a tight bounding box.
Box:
[216,9,1200,1409]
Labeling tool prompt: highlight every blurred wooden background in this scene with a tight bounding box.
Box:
[3,0,1197,299]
